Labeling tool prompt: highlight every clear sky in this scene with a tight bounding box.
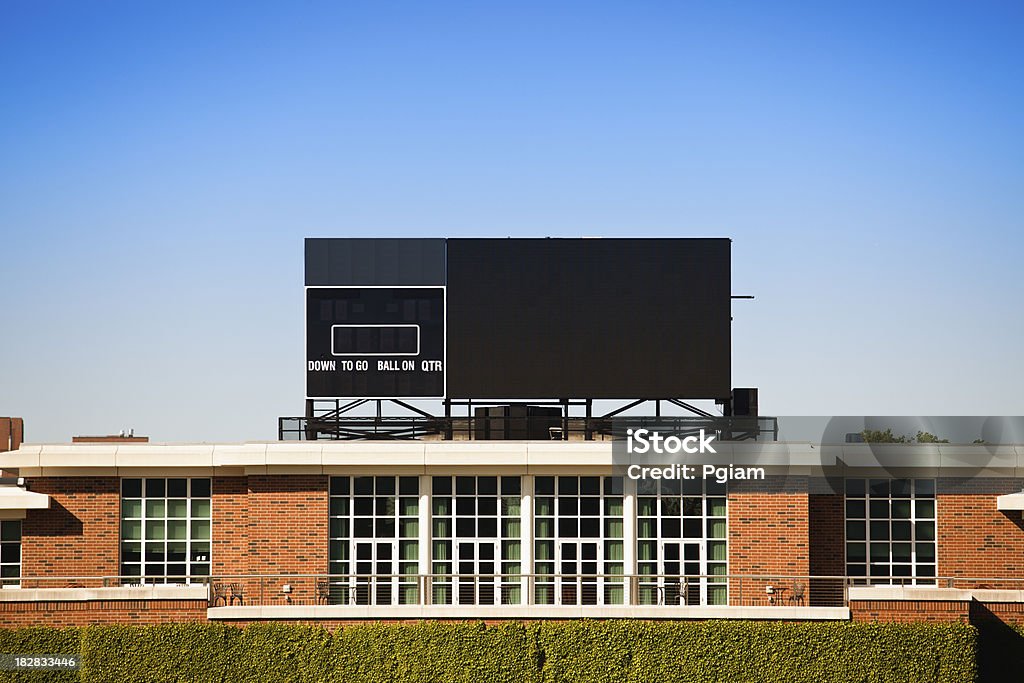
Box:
[2,1,1023,443]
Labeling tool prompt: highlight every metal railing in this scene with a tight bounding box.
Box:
[200,573,848,608]
[9,574,1024,609]
[278,415,779,442]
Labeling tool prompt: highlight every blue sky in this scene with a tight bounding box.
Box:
[2,1,1023,442]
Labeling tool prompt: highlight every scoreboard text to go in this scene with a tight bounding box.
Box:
[308,359,443,372]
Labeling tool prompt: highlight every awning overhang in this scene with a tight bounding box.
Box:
[996,492,1024,511]
[0,486,50,520]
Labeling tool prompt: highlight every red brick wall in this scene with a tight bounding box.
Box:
[937,477,1024,579]
[21,477,120,579]
[850,600,970,623]
[729,476,809,578]
[247,475,328,575]
[0,600,206,627]
[212,477,249,577]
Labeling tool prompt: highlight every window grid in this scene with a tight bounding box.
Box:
[534,476,624,605]
[120,478,211,583]
[329,476,419,605]
[0,520,21,586]
[431,476,521,605]
[636,476,728,605]
[845,478,937,585]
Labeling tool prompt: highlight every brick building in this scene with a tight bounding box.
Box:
[1,437,1023,627]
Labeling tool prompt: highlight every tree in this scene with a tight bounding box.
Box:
[915,431,948,443]
[859,429,949,443]
[860,428,907,443]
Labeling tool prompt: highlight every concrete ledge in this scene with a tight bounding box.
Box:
[849,586,974,601]
[208,604,850,621]
[0,585,208,602]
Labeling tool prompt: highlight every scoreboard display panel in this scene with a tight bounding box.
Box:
[306,286,445,398]
[304,237,731,400]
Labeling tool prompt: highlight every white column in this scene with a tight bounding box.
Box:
[419,474,431,605]
[623,475,637,606]
[521,474,534,605]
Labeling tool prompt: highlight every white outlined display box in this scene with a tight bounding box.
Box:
[330,324,421,357]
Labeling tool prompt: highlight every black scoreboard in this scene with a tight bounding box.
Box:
[305,238,731,400]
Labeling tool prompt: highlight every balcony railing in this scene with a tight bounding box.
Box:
[7,574,1023,609]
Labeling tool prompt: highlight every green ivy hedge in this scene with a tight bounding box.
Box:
[0,621,977,683]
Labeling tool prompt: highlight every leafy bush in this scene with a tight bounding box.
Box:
[0,621,977,683]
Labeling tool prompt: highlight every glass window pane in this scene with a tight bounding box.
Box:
[637,498,656,516]
[330,518,348,538]
[166,520,187,540]
[167,479,188,498]
[534,477,554,495]
[579,477,600,496]
[122,499,142,519]
[146,500,166,518]
[191,499,211,518]
[915,500,935,519]
[891,479,912,497]
[330,476,350,496]
[501,476,521,496]
[121,542,141,563]
[0,522,19,542]
[330,497,348,517]
[145,479,165,497]
[432,518,450,537]
[502,518,521,538]
[846,521,866,541]
[190,479,211,498]
[891,500,911,519]
[122,479,142,498]
[167,500,188,518]
[845,500,865,518]
[1,543,21,564]
[844,478,865,497]
[122,520,142,541]
[190,520,211,541]
[478,477,498,496]
[914,479,935,498]
[869,479,889,497]
[915,521,935,541]
[145,520,165,540]
[706,519,726,539]
[604,498,623,517]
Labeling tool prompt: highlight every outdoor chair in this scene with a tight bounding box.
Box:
[228,582,245,605]
[210,583,228,607]
[788,582,805,605]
